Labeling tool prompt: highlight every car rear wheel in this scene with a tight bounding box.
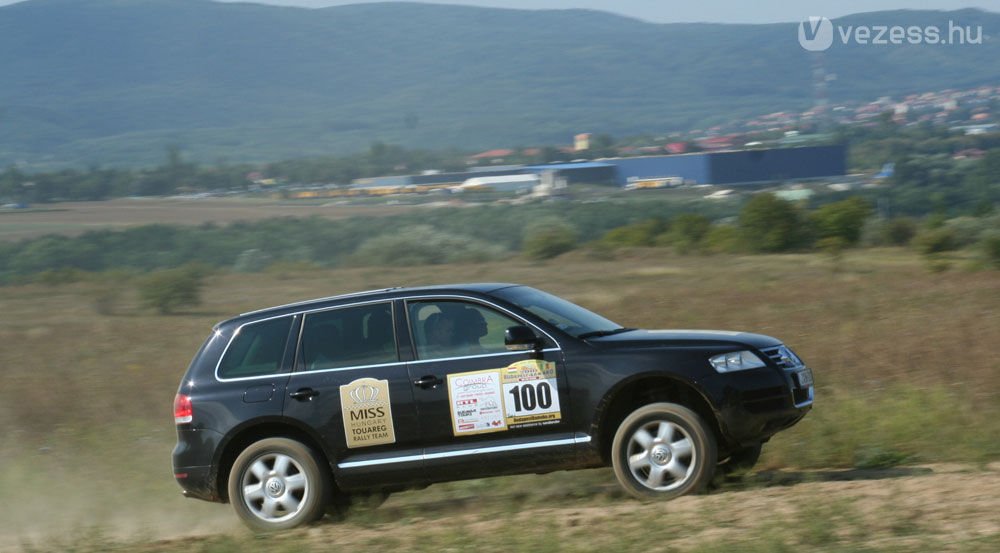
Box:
[611,402,717,500]
[228,437,331,532]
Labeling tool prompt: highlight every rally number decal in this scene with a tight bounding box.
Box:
[447,359,562,436]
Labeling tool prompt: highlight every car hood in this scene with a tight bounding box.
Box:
[586,329,783,350]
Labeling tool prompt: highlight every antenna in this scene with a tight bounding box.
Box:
[811,52,833,130]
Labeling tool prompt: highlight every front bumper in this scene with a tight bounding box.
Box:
[700,364,814,449]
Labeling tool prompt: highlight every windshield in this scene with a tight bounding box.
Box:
[492,286,622,338]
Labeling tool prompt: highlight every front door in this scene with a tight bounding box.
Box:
[404,298,576,480]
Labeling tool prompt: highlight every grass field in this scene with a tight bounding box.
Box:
[0,198,425,241]
[1,248,998,550]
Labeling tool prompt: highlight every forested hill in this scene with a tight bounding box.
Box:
[1,0,997,167]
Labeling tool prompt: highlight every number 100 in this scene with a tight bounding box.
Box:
[507,382,553,412]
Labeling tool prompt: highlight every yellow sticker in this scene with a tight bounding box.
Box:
[340,378,396,448]
[501,360,561,429]
[447,359,561,436]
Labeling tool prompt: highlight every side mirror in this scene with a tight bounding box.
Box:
[505,325,542,352]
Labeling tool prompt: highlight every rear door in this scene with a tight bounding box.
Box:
[404,297,576,480]
[280,301,421,489]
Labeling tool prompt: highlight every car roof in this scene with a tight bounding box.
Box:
[221,282,521,327]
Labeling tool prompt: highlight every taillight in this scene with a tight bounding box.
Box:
[174,393,193,424]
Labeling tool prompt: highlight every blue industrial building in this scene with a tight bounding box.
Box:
[610,144,847,186]
[525,162,617,185]
[356,144,846,190]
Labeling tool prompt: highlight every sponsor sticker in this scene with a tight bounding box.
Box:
[340,377,396,448]
[447,359,562,436]
[447,369,506,435]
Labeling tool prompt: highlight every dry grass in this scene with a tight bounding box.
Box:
[0,198,419,241]
[1,248,998,545]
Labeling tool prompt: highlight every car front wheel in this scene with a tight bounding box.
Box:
[228,437,331,532]
[611,402,717,500]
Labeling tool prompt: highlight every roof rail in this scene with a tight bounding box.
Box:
[238,287,401,317]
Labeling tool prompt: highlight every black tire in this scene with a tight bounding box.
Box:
[228,437,331,532]
[611,402,717,500]
[717,443,763,476]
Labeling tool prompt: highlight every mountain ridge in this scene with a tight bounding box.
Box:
[1,0,997,168]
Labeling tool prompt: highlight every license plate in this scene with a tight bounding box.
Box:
[795,368,814,388]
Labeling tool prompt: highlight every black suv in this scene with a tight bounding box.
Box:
[173,283,813,530]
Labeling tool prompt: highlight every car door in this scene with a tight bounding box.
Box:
[280,300,421,490]
[404,297,577,481]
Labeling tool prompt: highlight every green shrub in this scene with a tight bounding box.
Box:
[522,217,579,260]
[944,216,997,247]
[811,196,872,246]
[738,193,810,252]
[598,218,665,248]
[980,231,1000,269]
[232,248,272,273]
[883,217,918,246]
[913,227,958,255]
[660,213,712,253]
[353,225,506,266]
[703,225,741,254]
[136,266,205,314]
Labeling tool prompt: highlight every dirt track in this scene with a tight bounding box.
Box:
[134,464,1000,553]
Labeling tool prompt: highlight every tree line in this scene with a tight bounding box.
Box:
[3,192,997,293]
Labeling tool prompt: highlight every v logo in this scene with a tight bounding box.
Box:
[802,17,824,41]
[798,16,834,52]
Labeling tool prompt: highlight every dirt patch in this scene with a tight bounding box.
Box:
[109,464,1000,553]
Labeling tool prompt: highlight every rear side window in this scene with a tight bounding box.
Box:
[218,317,293,379]
[300,302,397,371]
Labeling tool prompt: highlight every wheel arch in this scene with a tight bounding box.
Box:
[213,417,336,502]
[593,373,724,464]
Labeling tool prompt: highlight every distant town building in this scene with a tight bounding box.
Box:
[610,145,847,187]
[468,149,516,164]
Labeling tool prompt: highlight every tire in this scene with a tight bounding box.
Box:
[717,443,762,476]
[611,402,717,500]
[228,437,331,532]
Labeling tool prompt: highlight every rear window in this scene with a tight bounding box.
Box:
[218,317,293,379]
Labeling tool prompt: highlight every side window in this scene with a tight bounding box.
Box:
[218,317,293,379]
[300,303,396,371]
[408,300,521,360]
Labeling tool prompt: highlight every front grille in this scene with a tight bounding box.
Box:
[762,345,814,408]
[761,345,803,369]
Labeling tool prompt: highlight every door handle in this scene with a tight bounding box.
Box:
[289,387,320,401]
[413,375,443,389]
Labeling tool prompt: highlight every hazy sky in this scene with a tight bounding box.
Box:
[0,0,996,23]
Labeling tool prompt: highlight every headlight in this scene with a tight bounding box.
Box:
[709,351,766,373]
